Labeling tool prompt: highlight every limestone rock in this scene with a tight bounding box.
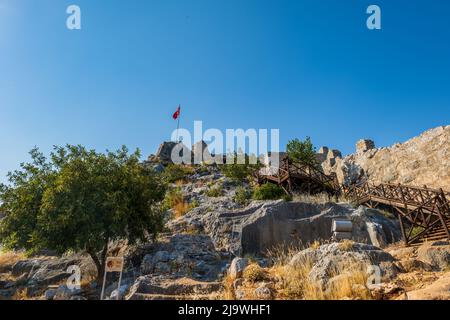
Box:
[324,126,450,189]
[138,234,224,281]
[153,141,191,165]
[192,140,212,164]
[126,276,222,300]
[254,283,272,299]
[289,242,396,288]
[356,139,376,153]
[417,241,450,271]
[229,258,248,279]
[406,272,450,300]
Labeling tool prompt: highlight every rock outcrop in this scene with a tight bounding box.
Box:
[170,197,402,256]
[318,126,450,189]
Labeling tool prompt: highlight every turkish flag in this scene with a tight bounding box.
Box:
[173,105,181,120]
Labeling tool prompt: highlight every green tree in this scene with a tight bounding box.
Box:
[219,152,261,182]
[286,137,318,167]
[0,145,166,280]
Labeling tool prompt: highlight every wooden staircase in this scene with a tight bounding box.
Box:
[256,156,341,198]
[344,182,450,246]
[255,155,450,247]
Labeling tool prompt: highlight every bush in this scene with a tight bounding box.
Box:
[219,153,261,182]
[234,187,252,205]
[286,137,318,168]
[162,164,194,183]
[206,184,223,197]
[243,263,266,283]
[253,183,287,201]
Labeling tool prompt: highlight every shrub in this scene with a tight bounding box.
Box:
[206,184,223,197]
[219,153,261,182]
[234,187,252,205]
[243,263,266,283]
[253,183,286,201]
[162,164,194,183]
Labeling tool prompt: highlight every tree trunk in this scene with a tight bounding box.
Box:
[87,238,109,282]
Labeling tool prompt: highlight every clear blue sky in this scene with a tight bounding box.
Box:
[1,0,449,182]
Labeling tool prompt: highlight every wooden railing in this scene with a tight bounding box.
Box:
[256,156,449,245]
[256,157,341,197]
[343,182,450,245]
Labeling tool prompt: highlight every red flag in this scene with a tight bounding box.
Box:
[172,105,181,120]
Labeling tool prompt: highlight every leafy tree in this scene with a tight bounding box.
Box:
[0,145,166,279]
[286,137,318,167]
[219,152,261,182]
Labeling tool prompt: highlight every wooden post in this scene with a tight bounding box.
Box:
[397,213,409,246]
[438,189,450,241]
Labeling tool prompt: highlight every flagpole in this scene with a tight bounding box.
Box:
[176,105,181,142]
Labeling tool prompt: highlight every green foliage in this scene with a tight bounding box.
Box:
[234,186,252,205]
[286,137,318,167]
[162,187,184,211]
[206,184,223,197]
[0,145,166,278]
[219,152,261,182]
[252,183,287,201]
[161,164,194,184]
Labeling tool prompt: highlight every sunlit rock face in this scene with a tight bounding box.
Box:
[319,126,450,190]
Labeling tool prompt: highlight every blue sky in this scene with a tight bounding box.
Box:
[1,0,449,181]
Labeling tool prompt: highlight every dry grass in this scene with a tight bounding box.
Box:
[243,263,267,283]
[265,243,305,267]
[229,241,374,300]
[292,193,334,204]
[173,201,191,218]
[338,239,355,251]
[222,273,236,300]
[164,188,196,218]
[275,256,372,300]
[12,288,31,300]
[0,250,25,270]
[309,241,321,250]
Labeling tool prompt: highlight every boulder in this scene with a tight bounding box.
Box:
[356,139,376,153]
[126,276,222,300]
[417,241,450,271]
[139,234,224,281]
[53,284,81,300]
[396,258,433,272]
[254,283,272,299]
[229,258,248,279]
[44,288,58,300]
[289,242,396,288]
[406,272,450,300]
[220,201,400,256]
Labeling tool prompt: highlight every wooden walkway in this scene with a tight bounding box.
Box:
[343,183,450,245]
[256,157,450,246]
[256,156,341,198]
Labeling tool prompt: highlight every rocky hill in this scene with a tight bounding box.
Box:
[318,125,450,190]
[1,127,449,301]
